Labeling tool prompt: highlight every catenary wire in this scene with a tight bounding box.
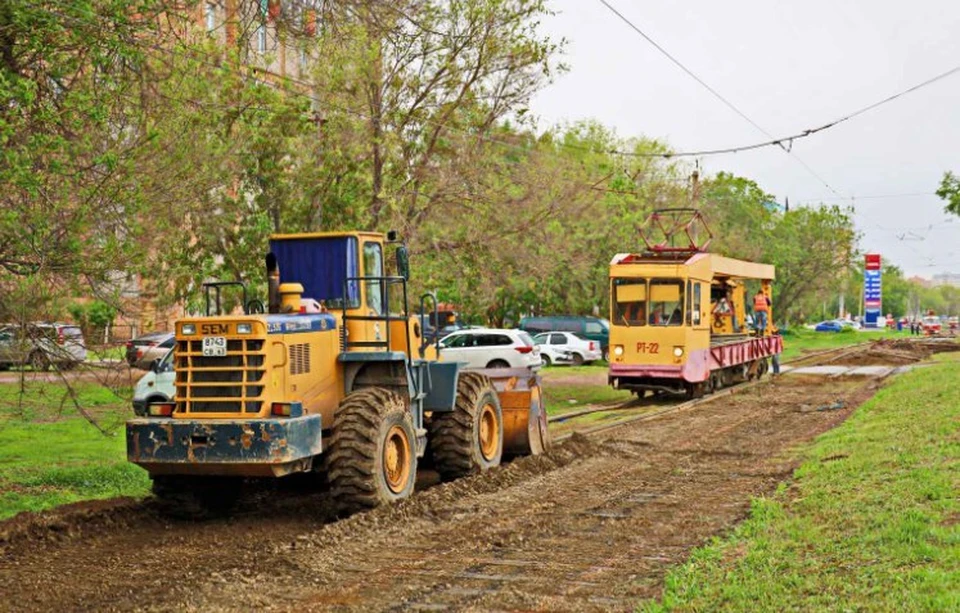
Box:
[593,0,960,200]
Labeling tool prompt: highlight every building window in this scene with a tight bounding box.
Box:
[257,25,267,52]
[205,2,216,31]
[257,0,268,52]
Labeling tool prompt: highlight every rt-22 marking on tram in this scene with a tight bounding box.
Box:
[636,342,659,354]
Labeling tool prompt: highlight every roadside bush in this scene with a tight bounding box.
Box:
[68,300,117,332]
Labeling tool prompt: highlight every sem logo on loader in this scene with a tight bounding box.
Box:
[201,323,229,335]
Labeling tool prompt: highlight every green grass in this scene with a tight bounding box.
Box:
[542,383,632,414]
[540,363,608,377]
[86,344,127,361]
[643,353,960,612]
[780,328,907,361]
[0,382,150,520]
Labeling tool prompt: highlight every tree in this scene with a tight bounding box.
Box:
[699,172,775,262]
[0,1,172,283]
[936,171,960,216]
[764,206,857,321]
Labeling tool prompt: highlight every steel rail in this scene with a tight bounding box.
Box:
[547,339,882,439]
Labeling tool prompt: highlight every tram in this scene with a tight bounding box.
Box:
[608,210,783,398]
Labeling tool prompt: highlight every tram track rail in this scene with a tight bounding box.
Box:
[546,340,891,441]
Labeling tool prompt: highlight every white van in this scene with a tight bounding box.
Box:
[132,349,175,416]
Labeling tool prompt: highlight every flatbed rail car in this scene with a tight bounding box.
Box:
[607,250,782,398]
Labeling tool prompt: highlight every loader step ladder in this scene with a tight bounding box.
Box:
[340,275,423,401]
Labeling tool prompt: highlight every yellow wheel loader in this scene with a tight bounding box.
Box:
[126,231,549,516]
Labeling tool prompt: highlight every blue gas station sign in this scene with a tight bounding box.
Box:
[863,254,882,328]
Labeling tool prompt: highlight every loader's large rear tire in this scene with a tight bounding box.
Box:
[151,476,242,520]
[428,372,503,481]
[327,387,417,515]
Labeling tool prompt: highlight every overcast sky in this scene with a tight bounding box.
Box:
[529,0,960,278]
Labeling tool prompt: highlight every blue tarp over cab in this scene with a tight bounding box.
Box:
[269,236,359,306]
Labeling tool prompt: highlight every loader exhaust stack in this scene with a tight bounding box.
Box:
[266,253,280,314]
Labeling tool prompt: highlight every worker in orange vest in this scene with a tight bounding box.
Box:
[753,290,771,336]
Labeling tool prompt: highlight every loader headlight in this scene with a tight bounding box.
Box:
[237,323,252,334]
[613,345,624,357]
[673,347,684,357]
[180,323,196,335]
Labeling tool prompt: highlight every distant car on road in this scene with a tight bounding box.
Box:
[814,320,844,333]
[126,331,175,369]
[532,331,602,366]
[0,323,86,370]
[438,328,541,370]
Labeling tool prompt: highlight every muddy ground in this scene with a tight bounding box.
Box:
[0,365,887,613]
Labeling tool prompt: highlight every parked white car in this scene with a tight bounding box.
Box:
[532,331,602,365]
[132,349,175,416]
[537,342,575,367]
[438,329,541,370]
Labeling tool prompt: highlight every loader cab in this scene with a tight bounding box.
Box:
[267,232,424,357]
[268,232,376,313]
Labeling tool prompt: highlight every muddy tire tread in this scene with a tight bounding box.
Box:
[428,372,502,480]
[327,387,414,514]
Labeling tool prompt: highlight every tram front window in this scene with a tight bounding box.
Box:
[649,280,685,326]
[613,278,647,326]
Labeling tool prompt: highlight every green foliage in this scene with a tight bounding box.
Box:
[0,0,865,330]
[0,1,166,282]
[67,303,86,325]
[87,300,118,328]
[645,356,960,612]
[66,300,117,329]
[936,171,960,217]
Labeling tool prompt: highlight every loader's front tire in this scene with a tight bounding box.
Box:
[428,372,503,481]
[327,387,417,515]
[151,476,241,520]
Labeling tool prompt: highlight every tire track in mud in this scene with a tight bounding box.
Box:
[1,373,880,612]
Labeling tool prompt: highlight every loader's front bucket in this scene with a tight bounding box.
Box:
[476,368,551,458]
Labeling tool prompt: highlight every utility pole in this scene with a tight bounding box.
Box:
[689,167,701,248]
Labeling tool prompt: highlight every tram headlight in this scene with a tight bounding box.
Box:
[180,323,196,335]
[613,345,624,357]
[673,346,684,358]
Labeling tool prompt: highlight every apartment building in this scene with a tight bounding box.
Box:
[113,1,325,338]
[195,0,321,79]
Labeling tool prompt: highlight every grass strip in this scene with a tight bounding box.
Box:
[643,354,960,612]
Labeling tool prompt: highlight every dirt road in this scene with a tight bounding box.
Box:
[0,370,881,612]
